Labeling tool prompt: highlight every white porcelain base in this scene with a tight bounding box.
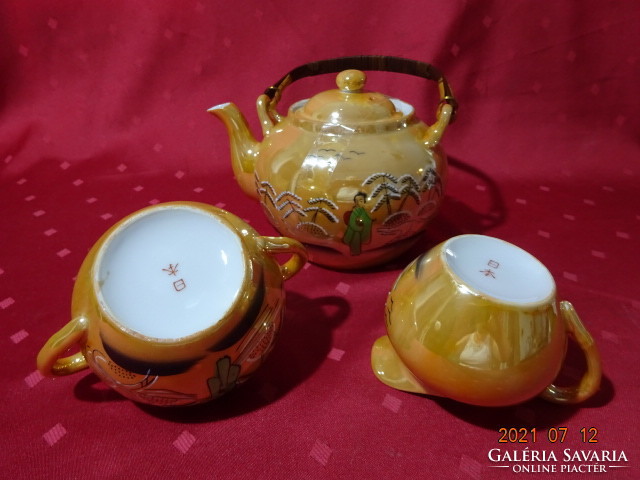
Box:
[96,206,246,339]
[443,235,555,304]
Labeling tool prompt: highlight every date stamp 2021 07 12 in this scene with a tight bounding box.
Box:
[487,427,630,474]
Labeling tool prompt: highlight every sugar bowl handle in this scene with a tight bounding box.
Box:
[37,316,89,376]
[258,236,308,281]
[541,301,602,404]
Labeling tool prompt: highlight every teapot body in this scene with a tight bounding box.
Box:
[254,101,447,269]
[210,58,457,269]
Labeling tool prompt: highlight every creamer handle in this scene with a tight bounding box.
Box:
[540,301,602,404]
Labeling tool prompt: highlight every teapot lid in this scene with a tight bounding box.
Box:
[295,70,406,124]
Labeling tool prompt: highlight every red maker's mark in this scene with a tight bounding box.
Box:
[162,263,179,276]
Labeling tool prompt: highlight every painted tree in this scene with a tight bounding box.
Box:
[363,172,400,216]
[303,197,339,224]
[275,191,307,220]
[297,197,339,239]
[397,174,422,211]
[257,180,277,208]
[419,167,442,199]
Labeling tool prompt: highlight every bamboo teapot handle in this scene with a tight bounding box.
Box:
[261,55,458,126]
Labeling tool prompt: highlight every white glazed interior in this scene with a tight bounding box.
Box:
[95,206,246,339]
[290,97,414,119]
[443,235,555,304]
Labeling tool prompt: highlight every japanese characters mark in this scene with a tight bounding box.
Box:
[163,263,186,292]
[162,263,179,276]
[480,259,500,279]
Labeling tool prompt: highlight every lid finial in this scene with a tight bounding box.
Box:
[336,70,366,93]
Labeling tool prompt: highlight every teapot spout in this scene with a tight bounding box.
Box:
[208,102,260,199]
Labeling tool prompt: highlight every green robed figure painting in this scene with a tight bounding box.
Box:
[343,192,373,256]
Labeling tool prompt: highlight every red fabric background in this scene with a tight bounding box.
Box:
[1,1,638,478]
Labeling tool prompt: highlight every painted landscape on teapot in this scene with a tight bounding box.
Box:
[254,146,443,259]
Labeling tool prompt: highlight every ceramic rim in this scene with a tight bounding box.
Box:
[93,204,251,342]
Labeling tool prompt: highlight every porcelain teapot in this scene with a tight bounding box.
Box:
[209,56,457,269]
